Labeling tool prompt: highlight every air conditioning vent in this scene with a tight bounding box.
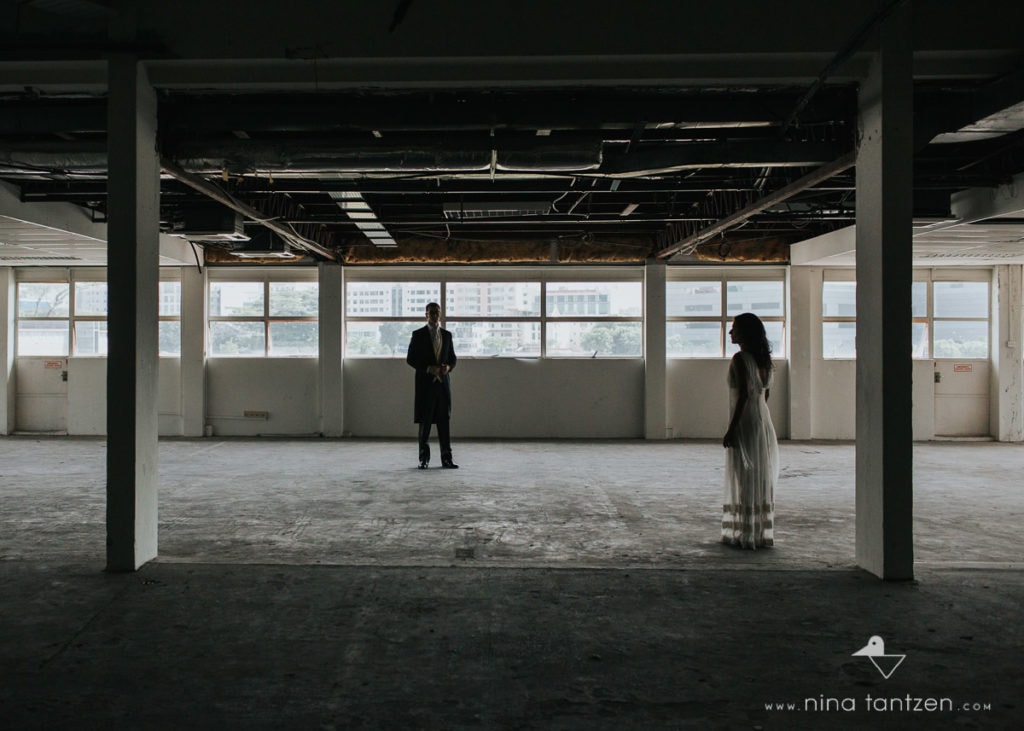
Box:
[443,201,550,219]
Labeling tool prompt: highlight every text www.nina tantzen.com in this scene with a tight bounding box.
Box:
[764,696,992,713]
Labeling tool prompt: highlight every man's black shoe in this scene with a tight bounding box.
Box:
[418,461,429,469]
[441,460,459,469]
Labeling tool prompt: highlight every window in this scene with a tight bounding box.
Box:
[820,275,987,359]
[345,274,642,358]
[667,275,786,358]
[545,282,641,357]
[933,281,989,358]
[345,282,440,355]
[821,281,856,359]
[446,282,541,357]
[16,274,182,357]
[72,280,108,355]
[16,281,70,355]
[208,275,318,357]
[159,280,183,356]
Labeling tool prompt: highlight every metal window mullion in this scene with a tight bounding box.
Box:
[720,275,728,357]
[265,274,275,360]
[540,281,547,358]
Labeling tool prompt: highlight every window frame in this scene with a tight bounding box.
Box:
[820,268,991,360]
[207,268,319,358]
[344,267,644,358]
[666,268,787,359]
[15,269,182,358]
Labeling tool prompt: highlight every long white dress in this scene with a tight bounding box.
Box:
[722,351,779,549]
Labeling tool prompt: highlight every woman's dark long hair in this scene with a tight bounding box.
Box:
[734,312,773,371]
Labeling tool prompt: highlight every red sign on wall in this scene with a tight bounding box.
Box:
[44,360,63,369]
[953,363,973,373]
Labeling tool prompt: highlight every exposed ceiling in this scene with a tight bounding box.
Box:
[1,0,1023,266]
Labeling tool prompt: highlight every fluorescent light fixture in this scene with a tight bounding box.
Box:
[620,203,639,216]
[536,129,552,136]
[335,201,371,212]
[372,130,383,138]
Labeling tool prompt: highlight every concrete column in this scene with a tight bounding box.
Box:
[319,263,345,437]
[644,261,667,439]
[854,3,914,580]
[180,264,206,437]
[105,56,160,571]
[788,266,817,439]
[0,268,14,435]
[994,265,1023,442]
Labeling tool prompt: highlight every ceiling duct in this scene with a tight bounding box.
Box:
[229,229,296,259]
[172,207,249,243]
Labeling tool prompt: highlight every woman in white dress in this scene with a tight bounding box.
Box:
[721,313,779,549]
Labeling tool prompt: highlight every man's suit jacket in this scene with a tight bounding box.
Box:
[406,325,457,424]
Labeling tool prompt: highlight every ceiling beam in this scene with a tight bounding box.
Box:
[655,151,856,259]
[160,158,336,260]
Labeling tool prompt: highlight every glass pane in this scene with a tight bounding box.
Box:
[446,282,541,317]
[912,281,927,318]
[449,321,541,356]
[822,322,856,359]
[209,321,265,356]
[934,282,988,318]
[667,321,722,357]
[74,281,107,316]
[269,322,319,356]
[727,321,785,358]
[666,281,721,317]
[209,282,264,317]
[269,282,318,316]
[822,282,856,317]
[546,282,642,318]
[159,321,181,356]
[74,321,108,355]
[345,282,441,317]
[17,282,69,317]
[546,321,642,357]
[160,281,182,316]
[726,280,784,317]
[345,321,421,357]
[17,320,69,356]
[912,322,929,359]
[933,321,988,358]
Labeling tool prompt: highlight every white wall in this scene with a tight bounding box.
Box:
[62,357,185,436]
[205,357,320,436]
[1,263,1020,442]
[667,359,789,439]
[344,357,645,438]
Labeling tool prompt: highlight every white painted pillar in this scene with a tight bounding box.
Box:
[180,264,206,437]
[788,266,817,439]
[105,56,160,571]
[854,3,914,580]
[644,261,667,439]
[319,263,345,437]
[0,268,14,435]
[994,265,1023,441]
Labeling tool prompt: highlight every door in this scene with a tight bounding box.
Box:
[933,360,990,437]
[15,357,68,433]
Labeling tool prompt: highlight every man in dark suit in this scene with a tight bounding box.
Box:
[406,302,459,469]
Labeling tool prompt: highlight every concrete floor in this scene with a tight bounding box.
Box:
[1,437,1022,729]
